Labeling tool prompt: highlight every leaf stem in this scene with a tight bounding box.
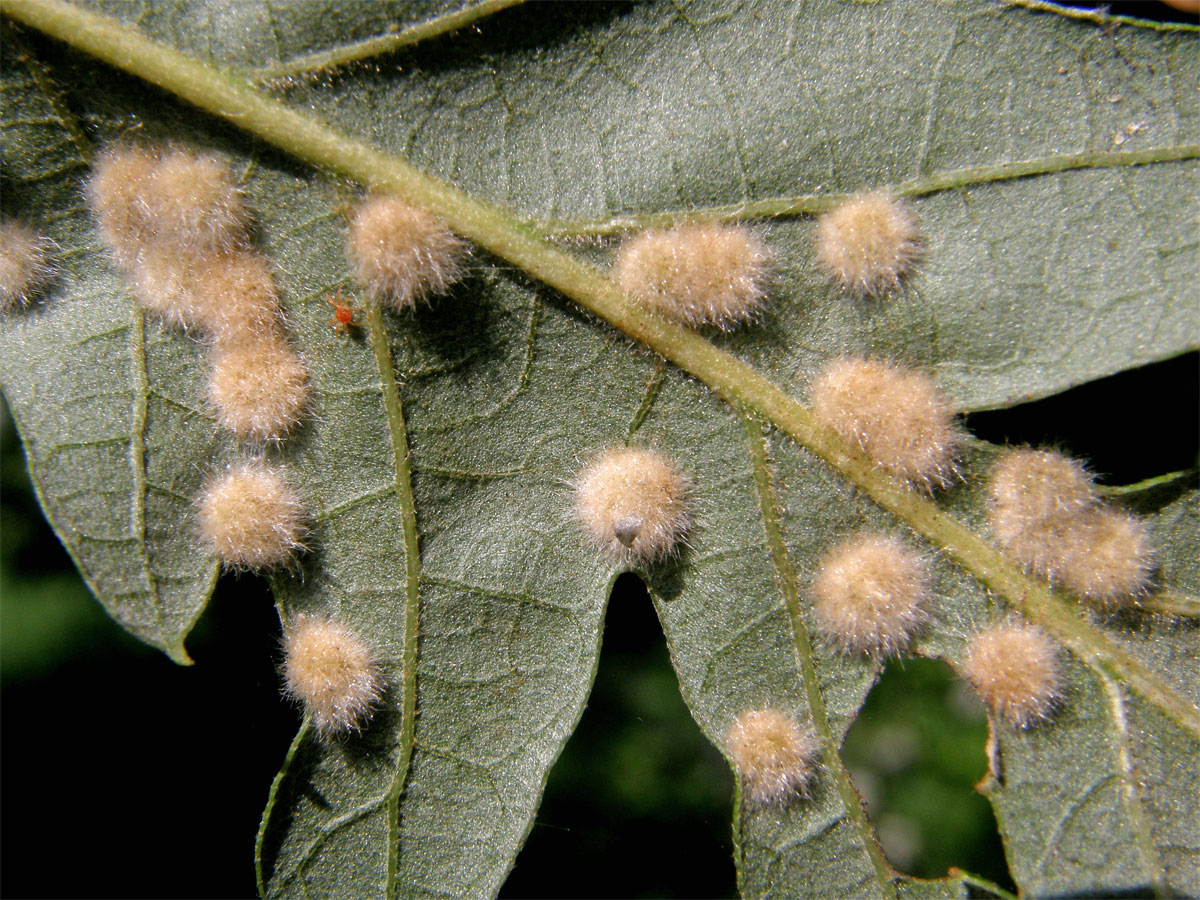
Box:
[1003,0,1200,33]
[5,0,1197,740]
[1096,670,1171,898]
[365,303,423,899]
[743,414,895,896]
[249,0,527,83]
[255,716,312,897]
[129,308,183,660]
[1140,592,1200,619]
[1100,468,1197,498]
[534,145,1200,238]
[947,868,1019,900]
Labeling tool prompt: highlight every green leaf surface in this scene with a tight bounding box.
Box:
[0,34,219,661]
[0,1,1196,898]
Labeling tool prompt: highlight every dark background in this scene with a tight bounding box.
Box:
[2,1,1197,897]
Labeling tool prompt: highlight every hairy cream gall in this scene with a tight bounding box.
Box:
[727,708,819,805]
[573,447,690,566]
[815,191,921,297]
[86,144,248,267]
[0,219,54,310]
[85,144,162,266]
[347,194,466,309]
[126,247,279,337]
[810,357,964,488]
[1058,507,1154,606]
[989,448,1098,568]
[198,462,306,569]
[207,333,310,442]
[615,223,772,328]
[988,448,1153,605]
[187,251,282,342]
[962,622,1063,728]
[812,533,931,657]
[86,144,280,339]
[122,248,199,329]
[283,615,383,738]
[139,148,249,262]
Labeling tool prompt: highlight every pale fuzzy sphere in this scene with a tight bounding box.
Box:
[198,462,306,569]
[574,446,690,566]
[188,251,281,341]
[85,144,162,265]
[208,332,310,442]
[347,194,466,309]
[809,357,964,488]
[988,449,1153,605]
[615,223,772,328]
[125,248,281,340]
[727,708,819,804]
[284,615,383,738]
[815,191,921,297]
[812,533,931,657]
[140,148,249,262]
[1058,507,1154,606]
[962,622,1063,728]
[124,248,197,328]
[0,219,53,310]
[989,448,1100,581]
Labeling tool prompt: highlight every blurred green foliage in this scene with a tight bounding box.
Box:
[842,659,1007,886]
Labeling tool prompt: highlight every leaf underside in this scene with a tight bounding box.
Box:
[0,1,1196,898]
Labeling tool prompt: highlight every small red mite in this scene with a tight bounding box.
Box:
[326,290,362,334]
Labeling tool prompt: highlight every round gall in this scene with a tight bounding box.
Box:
[85,144,162,266]
[347,194,466,309]
[989,448,1098,580]
[188,251,282,342]
[812,533,930,657]
[198,463,306,569]
[208,333,310,442]
[962,622,1063,728]
[727,708,819,805]
[615,223,771,329]
[573,447,689,566]
[0,219,54,310]
[1058,507,1154,606]
[988,448,1153,605]
[140,148,249,262]
[810,357,963,489]
[815,191,921,297]
[284,615,383,738]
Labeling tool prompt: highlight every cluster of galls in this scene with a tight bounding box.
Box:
[28,143,1166,767]
[75,138,477,738]
[613,190,923,332]
[989,448,1154,607]
[79,144,474,739]
[594,191,1159,806]
[87,144,310,443]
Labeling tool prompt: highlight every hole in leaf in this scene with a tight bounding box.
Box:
[965,352,1199,485]
[500,572,735,900]
[842,657,1016,892]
